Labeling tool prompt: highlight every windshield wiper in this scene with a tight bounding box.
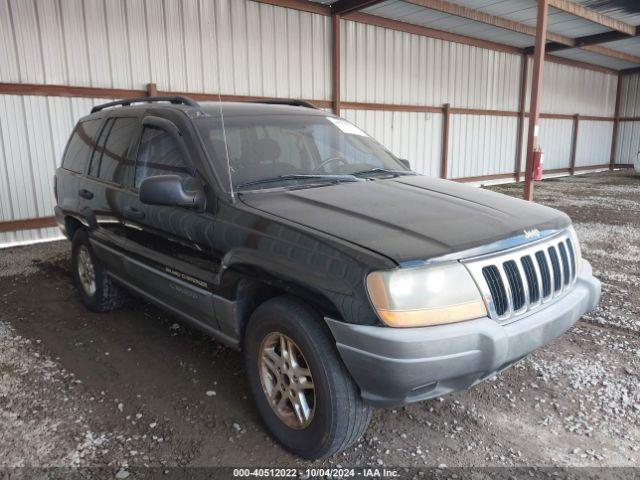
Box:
[235,174,360,190]
[352,167,414,177]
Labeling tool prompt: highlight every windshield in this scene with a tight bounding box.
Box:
[194,112,412,191]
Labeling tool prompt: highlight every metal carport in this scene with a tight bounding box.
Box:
[0,0,639,244]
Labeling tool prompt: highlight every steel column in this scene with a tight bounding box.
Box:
[569,114,580,175]
[332,14,341,116]
[441,103,450,179]
[610,73,623,169]
[514,55,529,182]
[524,0,549,201]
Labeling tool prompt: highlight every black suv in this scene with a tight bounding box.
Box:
[54,96,600,459]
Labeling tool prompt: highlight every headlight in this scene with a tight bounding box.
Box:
[366,263,488,328]
[567,225,583,273]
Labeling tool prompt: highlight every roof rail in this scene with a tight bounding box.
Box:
[90,96,200,113]
[254,99,319,109]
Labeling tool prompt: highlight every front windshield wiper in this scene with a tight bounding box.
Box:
[352,167,415,177]
[235,174,360,190]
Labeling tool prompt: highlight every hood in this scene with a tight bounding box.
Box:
[239,176,570,264]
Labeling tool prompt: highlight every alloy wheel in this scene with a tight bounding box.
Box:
[77,245,96,296]
[258,332,315,429]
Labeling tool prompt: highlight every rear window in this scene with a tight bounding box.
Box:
[88,117,138,185]
[61,119,102,173]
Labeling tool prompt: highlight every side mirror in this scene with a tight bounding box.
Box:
[398,158,411,170]
[139,175,204,210]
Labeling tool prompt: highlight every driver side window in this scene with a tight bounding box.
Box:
[135,127,191,188]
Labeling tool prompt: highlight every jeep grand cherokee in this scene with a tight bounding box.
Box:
[54,96,601,459]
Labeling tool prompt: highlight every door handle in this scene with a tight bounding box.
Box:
[78,188,94,200]
[124,206,145,220]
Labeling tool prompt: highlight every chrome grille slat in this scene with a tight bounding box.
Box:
[520,255,539,307]
[535,250,552,301]
[546,247,562,295]
[566,238,576,284]
[482,265,507,317]
[496,265,514,318]
[558,242,571,287]
[463,230,579,323]
[504,260,526,312]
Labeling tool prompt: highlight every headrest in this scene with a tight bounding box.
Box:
[247,138,281,164]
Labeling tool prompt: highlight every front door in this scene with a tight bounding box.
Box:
[120,118,221,330]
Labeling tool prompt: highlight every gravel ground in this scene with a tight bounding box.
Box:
[0,170,638,475]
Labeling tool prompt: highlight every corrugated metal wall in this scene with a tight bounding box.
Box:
[448,115,518,179]
[617,73,640,166]
[1,0,332,99]
[575,121,613,168]
[526,58,618,116]
[342,109,443,177]
[519,118,574,172]
[340,20,522,110]
[522,59,617,174]
[341,19,523,180]
[0,94,111,245]
[620,72,640,117]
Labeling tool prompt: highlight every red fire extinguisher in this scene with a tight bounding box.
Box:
[533,148,544,181]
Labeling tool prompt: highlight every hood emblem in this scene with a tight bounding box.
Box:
[523,228,541,239]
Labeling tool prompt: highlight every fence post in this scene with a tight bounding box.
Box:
[569,114,580,175]
[146,83,157,96]
[610,73,623,169]
[440,103,450,179]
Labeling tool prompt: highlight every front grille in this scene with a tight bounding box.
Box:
[464,230,579,323]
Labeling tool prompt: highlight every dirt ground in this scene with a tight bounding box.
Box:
[0,170,639,474]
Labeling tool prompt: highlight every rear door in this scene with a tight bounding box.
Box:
[119,112,222,331]
[80,112,141,277]
[56,118,104,220]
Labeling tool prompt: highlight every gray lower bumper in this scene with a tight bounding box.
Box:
[327,261,601,407]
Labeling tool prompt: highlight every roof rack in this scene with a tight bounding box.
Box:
[253,99,319,110]
[90,96,200,113]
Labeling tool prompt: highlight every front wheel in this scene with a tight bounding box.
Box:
[244,296,372,459]
[71,229,127,312]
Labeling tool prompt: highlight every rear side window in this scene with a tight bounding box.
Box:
[89,117,138,185]
[134,127,191,188]
[62,119,102,173]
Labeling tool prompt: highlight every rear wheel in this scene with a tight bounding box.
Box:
[71,229,127,312]
[244,296,372,459]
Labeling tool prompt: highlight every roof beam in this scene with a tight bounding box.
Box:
[408,0,640,66]
[580,44,640,65]
[404,0,576,47]
[622,66,640,76]
[547,0,636,36]
[532,38,640,65]
[541,30,635,54]
[331,0,386,15]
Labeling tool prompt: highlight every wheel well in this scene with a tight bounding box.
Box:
[231,275,342,346]
[65,216,84,240]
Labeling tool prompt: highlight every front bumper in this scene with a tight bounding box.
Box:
[326,260,600,407]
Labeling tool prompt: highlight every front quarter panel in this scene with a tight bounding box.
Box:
[213,200,394,326]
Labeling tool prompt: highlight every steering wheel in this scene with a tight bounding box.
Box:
[312,156,348,173]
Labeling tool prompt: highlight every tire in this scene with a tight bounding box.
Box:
[71,229,127,312]
[244,295,372,459]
